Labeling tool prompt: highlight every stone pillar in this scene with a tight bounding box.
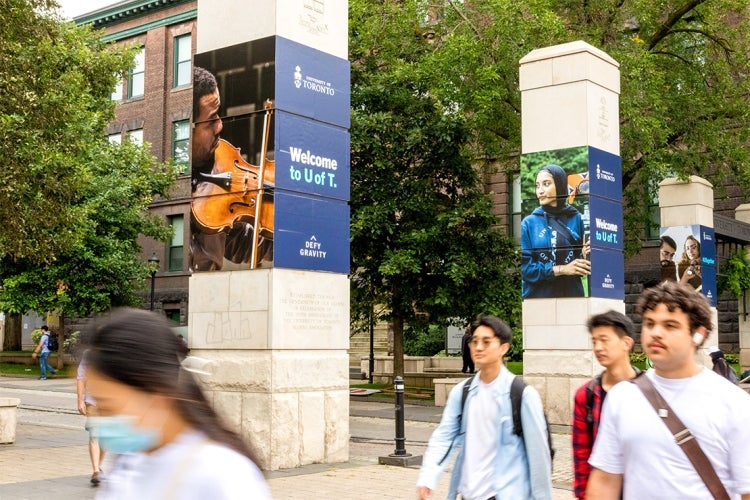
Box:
[0,397,20,444]
[191,1,350,470]
[735,204,750,372]
[659,176,717,368]
[519,41,622,426]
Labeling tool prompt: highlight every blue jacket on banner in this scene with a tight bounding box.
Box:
[416,366,552,499]
[521,206,585,298]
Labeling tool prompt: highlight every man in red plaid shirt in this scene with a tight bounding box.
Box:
[572,310,640,498]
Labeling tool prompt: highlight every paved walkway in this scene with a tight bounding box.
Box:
[0,376,574,499]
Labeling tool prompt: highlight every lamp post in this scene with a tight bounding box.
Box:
[148,253,160,311]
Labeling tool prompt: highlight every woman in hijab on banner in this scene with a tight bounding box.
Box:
[521,164,590,298]
[84,308,270,499]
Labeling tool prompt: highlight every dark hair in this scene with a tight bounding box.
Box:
[86,308,259,465]
[636,281,714,332]
[192,66,218,119]
[586,310,634,338]
[469,314,512,345]
[660,235,677,251]
[41,325,48,331]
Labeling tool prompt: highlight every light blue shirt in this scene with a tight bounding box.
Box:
[417,366,552,499]
[40,333,50,354]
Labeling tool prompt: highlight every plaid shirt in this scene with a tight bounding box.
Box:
[572,374,604,499]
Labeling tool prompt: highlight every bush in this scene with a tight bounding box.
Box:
[404,324,446,356]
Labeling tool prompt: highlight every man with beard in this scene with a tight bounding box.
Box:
[190,66,271,271]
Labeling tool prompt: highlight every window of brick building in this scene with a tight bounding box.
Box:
[111,79,123,101]
[172,120,189,174]
[168,215,184,272]
[108,132,122,144]
[128,47,145,99]
[174,34,192,88]
[127,129,143,145]
[509,175,522,245]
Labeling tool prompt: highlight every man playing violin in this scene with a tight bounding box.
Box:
[190,66,271,271]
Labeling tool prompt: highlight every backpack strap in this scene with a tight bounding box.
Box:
[510,376,525,436]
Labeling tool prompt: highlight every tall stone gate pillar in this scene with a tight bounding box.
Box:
[188,1,350,470]
[659,176,719,368]
[519,42,623,426]
[735,204,750,373]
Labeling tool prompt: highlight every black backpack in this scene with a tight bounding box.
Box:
[46,332,59,352]
[439,375,555,468]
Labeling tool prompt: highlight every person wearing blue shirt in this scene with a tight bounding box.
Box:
[31,325,57,380]
[521,164,590,298]
[416,315,552,500]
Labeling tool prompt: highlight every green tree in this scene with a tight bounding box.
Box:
[425,0,750,254]
[350,0,521,377]
[0,0,176,353]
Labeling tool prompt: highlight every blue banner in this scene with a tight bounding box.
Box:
[699,226,717,306]
[275,111,350,201]
[274,190,350,274]
[588,147,622,202]
[588,195,624,252]
[589,248,625,299]
[275,36,351,128]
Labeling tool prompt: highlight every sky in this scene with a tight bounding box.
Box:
[56,0,120,19]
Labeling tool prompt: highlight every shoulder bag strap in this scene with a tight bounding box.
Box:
[632,375,729,500]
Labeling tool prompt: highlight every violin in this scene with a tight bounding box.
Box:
[191,101,275,268]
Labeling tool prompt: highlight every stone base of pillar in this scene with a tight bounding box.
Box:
[189,269,350,470]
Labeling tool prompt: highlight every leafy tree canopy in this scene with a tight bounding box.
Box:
[349,0,750,370]
[419,0,750,253]
[0,0,177,318]
[350,0,521,372]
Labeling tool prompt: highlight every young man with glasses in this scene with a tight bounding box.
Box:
[417,315,552,500]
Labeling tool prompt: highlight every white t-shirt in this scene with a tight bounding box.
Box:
[460,375,500,500]
[96,430,270,500]
[590,368,750,499]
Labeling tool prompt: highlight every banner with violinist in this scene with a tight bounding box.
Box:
[190,37,350,274]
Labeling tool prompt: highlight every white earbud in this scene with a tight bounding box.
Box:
[692,332,703,344]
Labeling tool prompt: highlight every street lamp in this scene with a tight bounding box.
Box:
[148,253,160,311]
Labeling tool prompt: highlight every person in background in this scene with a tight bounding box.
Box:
[707,345,739,385]
[521,164,590,298]
[586,281,750,499]
[460,326,474,374]
[77,350,105,486]
[31,325,57,380]
[658,235,678,283]
[417,315,552,500]
[85,308,270,499]
[677,234,702,290]
[572,311,640,499]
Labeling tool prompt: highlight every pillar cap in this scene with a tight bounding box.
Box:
[519,40,619,67]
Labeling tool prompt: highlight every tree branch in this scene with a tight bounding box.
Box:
[648,0,707,50]
[447,0,481,38]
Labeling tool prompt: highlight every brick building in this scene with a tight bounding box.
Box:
[78,0,197,325]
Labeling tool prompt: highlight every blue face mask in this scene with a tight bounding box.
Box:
[87,416,160,454]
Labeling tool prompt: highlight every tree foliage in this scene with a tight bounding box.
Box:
[0,1,176,325]
[350,1,750,372]
[350,0,521,375]
[424,0,750,254]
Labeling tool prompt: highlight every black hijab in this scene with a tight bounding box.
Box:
[539,164,579,217]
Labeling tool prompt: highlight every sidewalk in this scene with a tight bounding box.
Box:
[0,376,574,499]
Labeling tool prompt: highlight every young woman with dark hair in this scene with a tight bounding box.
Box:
[85,308,270,499]
[520,164,590,298]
